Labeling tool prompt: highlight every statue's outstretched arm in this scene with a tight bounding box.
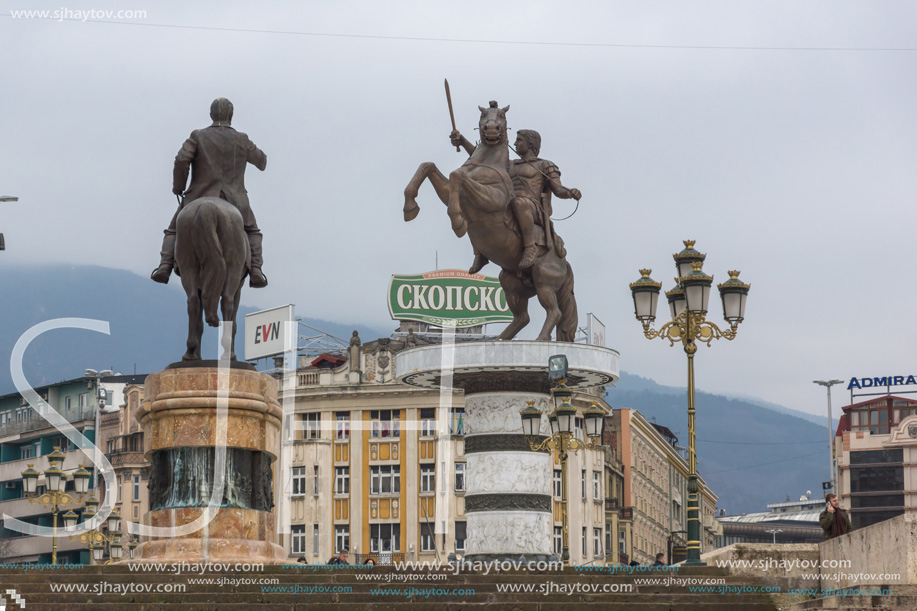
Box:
[450,131,475,157]
[545,163,581,200]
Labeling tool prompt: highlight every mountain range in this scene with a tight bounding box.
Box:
[0,265,829,514]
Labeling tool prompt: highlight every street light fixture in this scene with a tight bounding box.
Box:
[20,449,91,565]
[764,528,783,544]
[519,357,606,565]
[68,494,124,565]
[629,240,750,567]
[84,368,113,498]
[814,379,844,494]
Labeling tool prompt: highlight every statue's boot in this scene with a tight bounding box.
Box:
[468,253,489,274]
[248,230,268,288]
[519,243,537,268]
[151,233,175,284]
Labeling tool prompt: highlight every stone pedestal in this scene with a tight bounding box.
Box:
[397,341,619,561]
[133,363,286,563]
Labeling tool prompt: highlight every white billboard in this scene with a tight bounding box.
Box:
[586,313,605,347]
[245,304,294,360]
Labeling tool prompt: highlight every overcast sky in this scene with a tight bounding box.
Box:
[2,1,916,418]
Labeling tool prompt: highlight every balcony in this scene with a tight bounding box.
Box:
[105,452,146,467]
[0,410,95,438]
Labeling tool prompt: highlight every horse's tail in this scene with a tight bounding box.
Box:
[556,262,578,343]
[194,200,227,324]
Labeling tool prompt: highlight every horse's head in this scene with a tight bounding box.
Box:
[477,101,509,146]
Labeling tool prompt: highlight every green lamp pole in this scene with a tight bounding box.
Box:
[629,241,750,566]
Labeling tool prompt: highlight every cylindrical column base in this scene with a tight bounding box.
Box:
[132,365,285,564]
[464,391,553,560]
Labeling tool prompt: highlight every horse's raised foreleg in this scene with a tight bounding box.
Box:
[446,168,469,237]
[496,270,533,341]
[404,162,449,221]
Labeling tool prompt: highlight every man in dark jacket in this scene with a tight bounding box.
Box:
[819,493,852,539]
[152,97,269,287]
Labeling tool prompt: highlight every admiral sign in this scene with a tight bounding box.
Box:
[848,375,917,390]
[388,270,512,327]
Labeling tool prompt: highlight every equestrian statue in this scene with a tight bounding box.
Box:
[151,98,268,361]
[403,91,581,342]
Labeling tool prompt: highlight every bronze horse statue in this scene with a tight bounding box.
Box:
[174,196,249,361]
[403,103,578,341]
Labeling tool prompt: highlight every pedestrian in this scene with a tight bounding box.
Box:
[652,553,666,567]
[819,493,852,539]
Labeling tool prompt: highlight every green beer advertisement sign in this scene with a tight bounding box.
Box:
[388,270,511,327]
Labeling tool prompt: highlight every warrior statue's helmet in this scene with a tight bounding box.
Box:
[210,98,234,126]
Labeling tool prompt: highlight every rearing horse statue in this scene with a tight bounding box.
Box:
[403,102,579,342]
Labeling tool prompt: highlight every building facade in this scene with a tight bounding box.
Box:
[835,395,917,529]
[0,374,146,563]
[278,332,610,565]
[605,408,718,565]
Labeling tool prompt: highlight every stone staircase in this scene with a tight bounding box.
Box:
[0,565,781,610]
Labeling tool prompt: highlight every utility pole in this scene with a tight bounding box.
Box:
[813,379,844,493]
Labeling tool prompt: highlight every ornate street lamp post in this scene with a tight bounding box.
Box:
[629,240,750,566]
[520,355,606,565]
[21,448,91,564]
[70,495,124,564]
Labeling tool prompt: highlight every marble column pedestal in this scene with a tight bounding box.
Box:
[132,363,286,563]
[397,341,619,561]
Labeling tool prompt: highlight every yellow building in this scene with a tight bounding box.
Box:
[279,332,610,565]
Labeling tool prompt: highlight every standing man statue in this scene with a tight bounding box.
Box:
[151,97,269,288]
[450,128,581,274]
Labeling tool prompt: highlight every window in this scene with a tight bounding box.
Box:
[582,527,587,556]
[133,474,141,501]
[313,525,319,555]
[619,530,626,553]
[19,445,34,460]
[117,476,122,503]
[554,527,563,555]
[593,471,601,500]
[370,523,401,553]
[581,470,586,499]
[605,523,612,554]
[553,470,562,498]
[421,523,435,552]
[454,521,466,552]
[575,417,584,441]
[335,467,350,495]
[420,408,435,437]
[370,410,400,438]
[107,440,116,454]
[65,397,72,411]
[291,525,305,554]
[291,467,306,496]
[420,465,435,493]
[594,528,602,558]
[79,393,87,409]
[450,408,465,435]
[454,463,465,492]
[335,412,350,440]
[129,436,139,452]
[370,465,401,495]
[297,413,320,440]
[335,525,349,554]
[313,466,320,496]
